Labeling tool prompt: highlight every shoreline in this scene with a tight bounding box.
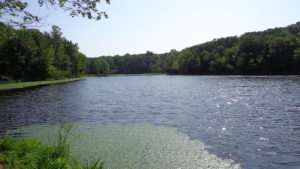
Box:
[0,77,88,91]
[1,74,299,91]
[100,73,300,77]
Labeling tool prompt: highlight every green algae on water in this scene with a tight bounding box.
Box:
[8,124,241,169]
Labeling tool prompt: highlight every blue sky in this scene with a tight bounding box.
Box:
[29,0,300,57]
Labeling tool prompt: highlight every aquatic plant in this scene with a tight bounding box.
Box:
[9,124,241,169]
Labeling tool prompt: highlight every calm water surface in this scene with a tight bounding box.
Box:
[0,75,300,169]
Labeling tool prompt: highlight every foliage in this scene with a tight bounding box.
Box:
[1,22,300,80]
[0,0,110,28]
[0,24,87,80]
[0,125,103,169]
[86,22,300,75]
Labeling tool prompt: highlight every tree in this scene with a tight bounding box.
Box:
[293,48,300,71]
[0,23,87,80]
[99,59,110,74]
[0,0,110,27]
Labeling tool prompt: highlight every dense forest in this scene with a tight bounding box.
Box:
[1,22,300,81]
[0,24,86,80]
[88,22,300,75]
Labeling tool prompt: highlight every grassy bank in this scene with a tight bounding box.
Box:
[0,126,103,169]
[0,77,87,91]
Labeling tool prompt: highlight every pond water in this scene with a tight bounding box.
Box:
[0,75,300,169]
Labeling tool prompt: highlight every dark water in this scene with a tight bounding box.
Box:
[0,75,300,169]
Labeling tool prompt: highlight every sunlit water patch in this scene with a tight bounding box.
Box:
[9,124,241,169]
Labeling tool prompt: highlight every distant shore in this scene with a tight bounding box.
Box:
[1,74,299,91]
[0,77,87,91]
[105,73,167,76]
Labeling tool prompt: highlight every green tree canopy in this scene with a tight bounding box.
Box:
[85,22,300,75]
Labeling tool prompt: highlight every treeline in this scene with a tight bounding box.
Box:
[87,22,300,75]
[1,22,300,81]
[0,24,86,80]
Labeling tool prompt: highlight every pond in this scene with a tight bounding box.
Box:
[0,75,300,169]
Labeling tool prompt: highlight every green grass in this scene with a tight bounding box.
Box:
[0,125,103,169]
[0,77,87,91]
